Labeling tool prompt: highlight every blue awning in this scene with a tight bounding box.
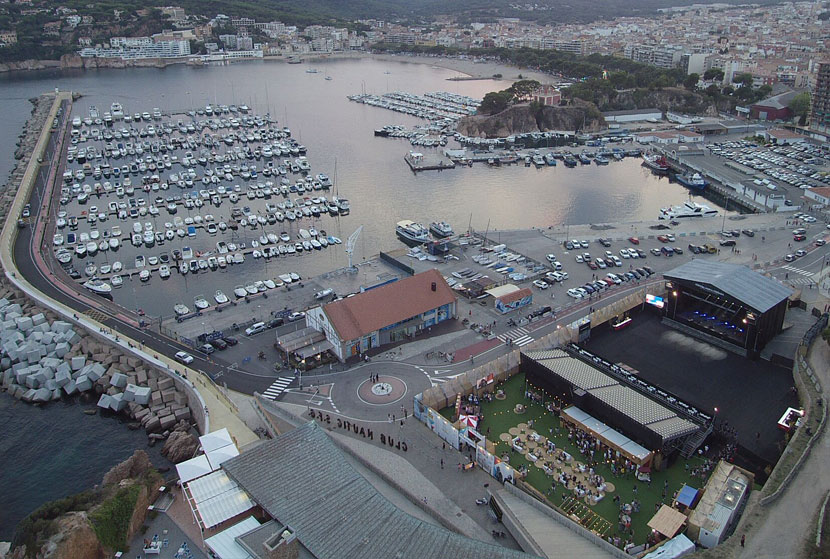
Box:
[676,484,699,507]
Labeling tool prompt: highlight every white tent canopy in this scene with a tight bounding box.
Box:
[186,469,255,530]
[642,534,695,559]
[176,455,212,484]
[205,516,260,559]
[206,444,241,470]
[200,428,234,453]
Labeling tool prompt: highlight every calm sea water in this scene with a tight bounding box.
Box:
[0,395,168,540]
[0,56,703,534]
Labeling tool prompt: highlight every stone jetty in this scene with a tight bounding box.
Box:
[0,292,194,436]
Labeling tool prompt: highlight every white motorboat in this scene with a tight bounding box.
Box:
[245,283,258,295]
[658,201,718,220]
[278,273,292,284]
[194,296,209,310]
[135,255,145,268]
[109,237,119,249]
[264,279,276,289]
[112,261,123,272]
[179,262,188,274]
[111,274,123,288]
[139,269,150,282]
[429,221,454,238]
[159,264,171,278]
[233,285,247,298]
[174,303,190,316]
[83,279,112,294]
[84,263,98,277]
[214,290,229,304]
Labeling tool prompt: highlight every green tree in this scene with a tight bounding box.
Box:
[733,72,754,87]
[703,68,724,81]
[789,92,811,125]
[683,73,700,90]
[507,79,540,102]
[478,91,513,115]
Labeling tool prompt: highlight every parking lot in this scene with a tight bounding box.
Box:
[707,138,830,198]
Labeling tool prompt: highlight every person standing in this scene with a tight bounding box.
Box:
[741,534,745,547]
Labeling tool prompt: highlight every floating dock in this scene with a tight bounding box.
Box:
[404,151,456,172]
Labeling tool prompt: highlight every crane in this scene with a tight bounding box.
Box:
[345,225,363,270]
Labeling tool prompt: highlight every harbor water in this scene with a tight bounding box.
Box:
[0,55,703,530]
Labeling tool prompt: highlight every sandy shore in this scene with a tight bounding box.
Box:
[294,51,555,85]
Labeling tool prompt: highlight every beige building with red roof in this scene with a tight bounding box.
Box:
[306,269,457,361]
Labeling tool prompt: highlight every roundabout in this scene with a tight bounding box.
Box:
[357,375,408,406]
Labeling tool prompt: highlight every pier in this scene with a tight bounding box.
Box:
[404,151,456,172]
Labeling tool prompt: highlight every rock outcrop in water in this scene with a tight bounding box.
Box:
[456,100,606,138]
[161,423,200,463]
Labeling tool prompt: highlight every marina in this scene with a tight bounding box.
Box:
[51,100,352,319]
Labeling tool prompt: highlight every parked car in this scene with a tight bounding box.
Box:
[245,321,267,336]
[222,336,239,346]
[719,239,736,247]
[628,237,640,245]
[532,279,549,289]
[267,318,284,329]
[198,343,215,355]
[287,311,306,322]
[210,338,228,350]
[741,229,755,237]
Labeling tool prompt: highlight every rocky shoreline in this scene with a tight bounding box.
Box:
[0,53,188,74]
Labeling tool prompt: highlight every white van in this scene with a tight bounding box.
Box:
[245,321,266,336]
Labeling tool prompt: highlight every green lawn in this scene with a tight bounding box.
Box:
[441,372,711,547]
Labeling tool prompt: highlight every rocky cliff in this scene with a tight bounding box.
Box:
[6,451,162,559]
[0,55,187,74]
[457,101,606,138]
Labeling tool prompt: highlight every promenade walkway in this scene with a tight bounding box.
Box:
[737,341,829,559]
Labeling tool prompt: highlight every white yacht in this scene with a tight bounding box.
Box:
[658,201,718,220]
[111,102,124,120]
[83,279,111,294]
[194,295,210,310]
[396,220,430,245]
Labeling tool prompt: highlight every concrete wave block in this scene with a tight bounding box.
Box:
[14,368,30,384]
[0,298,9,310]
[110,372,127,389]
[90,363,105,377]
[54,342,69,358]
[32,388,51,402]
[31,313,46,327]
[34,323,50,334]
[173,408,191,421]
[1,357,11,370]
[56,361,71,378]
[12,385,25,399]
[6,303,22,315]
[51,321,72,334]
[161,389,176,404]
[132,386,151,406]
[42,357,61,369]
[122,384,136,402]
[2,370,13,386]
[74,375,91,392]
[157,377,174,391]
[63,331,79,344]
[110,393,127,412]
[51,389,61,401]
[97,394,113,409]
[145,415,162,433]
[24,375,39,389]
[22,388,36,402]
[41,332,55,345]
[70,356,86,371]
[159,414,177,431]
[55,370,71,387]
[15,317,33,332]
[30,331,44,343]
[63,379,78,395]
[86,366,102,382]
[44,379,57,391]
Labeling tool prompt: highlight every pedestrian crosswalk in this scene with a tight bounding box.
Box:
[782,265,813,277]
[498,327,534,347]
[788,277,815,286]
[261,377,293,400]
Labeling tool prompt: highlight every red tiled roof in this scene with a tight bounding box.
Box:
[323,269,456,341]
[497,288,532,305]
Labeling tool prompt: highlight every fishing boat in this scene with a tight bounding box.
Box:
[674,171,708,191]
[214,290,229,304]
[642,153,670,175]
